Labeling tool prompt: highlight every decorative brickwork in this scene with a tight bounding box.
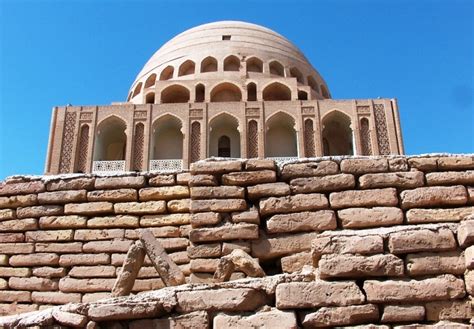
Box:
[190,121,201,163]
[304,118,315,157]
[58,112,77,174]
[133,123,144,171]
[247,120,258,158]
[75,124,89,173]
[374,104,390,155]
[360,117,372,156]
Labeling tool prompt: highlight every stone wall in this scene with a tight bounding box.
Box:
[0,155,473,327]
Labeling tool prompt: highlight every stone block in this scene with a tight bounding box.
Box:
[425,299,472,321]
[32,267,67,278]
[401,186,467,209]
[46,177,95,191]
[266,210,336,234]
[190,258,220,273]
[10,253,59,266]
[95,176,145,189]
[252,231,319,260]
[141,213,191,227]
[0,209,15,221]
[338,207,403,228]
[74,228,124,240]
[16,205,63,219]
[408,157,438,171]
[465,246,474,269]
[114,201,167,214]
[125,226,180,239]
[37,190,87,204]
[53,310,88,328]
[189,174,218,187]
[319,254,404,278]
[190,223,259,242]
[59,278,116,292]
[382,305,425,323]
[0,255,7,265]
[388,228,457,254]
[87,215,139,228]
[290,174,355,194]
[167,199,190,213]
[139,186,189,201]
[190,186,244,199]
[280,252,312,273]
[187,243,221,259]
[213,309,297,329]
[191,199,247,213]
[9,277,58,291]
[69,265,116,278]
[247,182,290,200]
[25,230,74,242]
[275,280,365,308]
[330,188,398,209]
[340,158,388,174]
[280,161,339,180]
[230,208,260,224]
[0,267,31,277]
[359,171,425,189]
[190,160,242,174]
[222,241,251,255]
[0,290,31,302]
[65,202,113,215]
[190,212,222,228]
[130,311,209,329]
[87,189,137,202]
[312,235,384,260]
[457,220,474,247]
[59,253,110,266]
[31,291,81,304]
[302,304,379,327]
[0,194,37,209]
[81,292,111,303]
[259,193,328,216]
[149,174,175,186]
[406,207,474,223]
[364,274,465,302]
[406,251,466,276]
[222,170,276,186]
[438,156,474,170]
[389,157,409,171]
[83,240,133,253]
[0,180,45,196]
[39,215,87,229]
[0,278,6,289]
[0,218,37,231]
[426,170,474,186]
[245,159,276,171]
[0,242,34,254]
[465,269,474,295]
[131,278,165,292]
[176,172,192,185]
[0,233,24,243]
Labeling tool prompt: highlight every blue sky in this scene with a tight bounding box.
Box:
[0,0,472,179]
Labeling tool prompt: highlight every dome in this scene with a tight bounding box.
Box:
[128,21,331,102]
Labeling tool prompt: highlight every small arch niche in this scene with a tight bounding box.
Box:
[262,82,291,101]
[132,83,142,98]
[201,57,218,73]
[290,67,304,84]
[210,83,242,102]
[160,66,174,81]
[161,85,190,103]
[93,117,127,161]
[178,60,195,76]
[209,113,240,158]
[322,111,354,156]
[195,84,205,103]
[145,92,155,104]
[246,57,263,73]
[144,74,157,89]
[298,90,308,100]
[265,112,297,157]
[247,82,257,101]
[269,61,284,77]
[224,55,240,71]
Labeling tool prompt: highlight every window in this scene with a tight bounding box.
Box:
[195,84,205,103]
[222,35,231,40]
[223,55,240,71]
[218,135,231,157]
[247,82,257,101]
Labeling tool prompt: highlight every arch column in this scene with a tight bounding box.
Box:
[351,102,362,156]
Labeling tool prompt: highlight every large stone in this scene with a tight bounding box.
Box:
[406,251,466,276]
[425,299,472,321]
[0,242,34,254]
[39,215,87,229]
[52,310,88,328]
[191,160,242,174]
[0,194,37,209]
[32,267,66,278]
[31,291,81,304]
[222,241,251,255]
[465,269,474,294]
[59,253,109,266]
[388,228,457,254]
[0,218,37,231]
[83,240,133,253]
[190,223,259,242]
[74,228,124,240]
[389,158,409,171]
[0,209,15,221]
[457,220,474,247]
[65,202,113,215]
[167,199,190,213]
[124,226,180,239]
[189,174,218,187]
[112,241,146,297]
[312,235,384,261]
[139,186,189,201]
[280,252,312,273]
[247,182,290,199]
[280,161,339,180]
[9,253,59,266]
[214,249,264,282]
[16,205,63,219]
[46,177,95,191]
[338,207,403,228]
[364,275,466,302]
[259,193,328,216]
[190,186,244,199]
[25,230,74,242]
[381,305,425,323]
[213,309,297,329]
[426,170,474,186]
[252,231,318,260]
[330,188,398,209]
[191,199,247,213]
[222,170,276,186]
[9,277,58,291]
[406,207,474,223]
[190,258,220,273]
[87,215,139,228]
[59,278,116,292]
[340,158,388,174]
[149,174,175,186]
[465,246,474,269]
[400,185,467,209]
[275,280,365,309]
[319,254,404,278]
[95,176,145,189]
[437,156,474,170]
[0,233,24,243]
[0,180,45,196]
[359,171,424,189]
[245,159,276,171]
[290,174,355,194]
[302,304,379,327]
[230,208,260,224]
[37,190,87,204]
[0,290,31,302]
[130,311,209,329]
[141,213,191,227]
[0,267,31,277]
[190,212,222,228]
[87,189,137,202]
[266,210,336,234]
[187,243,221,259]
[408,157,437,171]
[86,302,164,321]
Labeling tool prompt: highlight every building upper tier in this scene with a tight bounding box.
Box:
[128,21,331,103]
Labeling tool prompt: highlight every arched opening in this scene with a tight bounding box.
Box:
[269,61,284,76]
[132,82,142,98]
[161,85,190,103]
[223,55,240,71]
[210,82,242,102]
[144,74,157,89]
[265,112,297,157]
[246,57,263,73]
[262,82,291,101]
[93,117,127,162]
[290,68,304,84]
[247,82,257,101]
[178,60,195,76]
[209,113,240,158]
[307,76,319,93]
[150,115,183,161]
[322,111,353,156]
[145,92,155,104]
[200,57,217,73]
[195,84,205,102]
[160,66,174,81]
[298,90,308,100]
[321,85,330,99]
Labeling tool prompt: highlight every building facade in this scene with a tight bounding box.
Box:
[45,21,404,175]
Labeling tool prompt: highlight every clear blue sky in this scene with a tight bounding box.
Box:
[0,0,472,179]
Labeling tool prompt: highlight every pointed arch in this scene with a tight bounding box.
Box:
[265,111,297,157]
[321,110,353,156]
[150,114,183,161]
[145,92,155,104]
[160,66,174,81]
[307,76,319,93]
[360,117,372,156]
[210,82,242,102]
[262,82,291,101]
[269,60,284,77]
[132,82,142,98]
[178,60,195,76]
[161,84,190,103]
[223,55,240,71]
[321,85,330,99]
[246,57,263,73]
[144,74,157,88]
[195,83,205,102]
[94,116,127,161]
[201,56,218,73]
[209,112,240,158]
[247,82,257,101]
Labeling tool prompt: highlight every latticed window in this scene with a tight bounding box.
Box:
[75,124,89,173]
[133,123,144,171]
[190,121,201,163]
[247,120,258,158]
[360,118,372,156]
[304,118,315,157]
[374,104,390,155]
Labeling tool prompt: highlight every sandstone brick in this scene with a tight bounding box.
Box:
[276,280,365,308]
[266,210,336,234]
[302,304,379,327]
[0,180,45,196]
[338,207,403,228]
[214,309,296,329]
[176,172,191,185]
[69,265,116,278]
[170,250,190,265]
[156,237,189,251]
[382,305,425,323]
[401,185,467,209]
[406,251,466,276]
[189,174,218,187]
[0,233,24,243]
[468,186,474,204]
[26,230,74,242]
[0,194,37,209]
[0,267,31,277]
[125,226,180,239]
[252,231,319,260]
[0,218,37,231]
[341,158,388,174]
[191,186,244,199]
[425,299,472,321]
[230,208,260,224]
[247,182,290,199]
[65,202,113,215]
[190,212,222,228]
[0,242,34,254]
[359,171,425,189]
[0,209,15,221]
[10,253,59,266]
[388,228,456,254]
[149,174,175,186]
[16,205,63,219]
[167,199,190,213]
[81,292,111,303]
[190,160,242,174]
[87,215,139,228]
[179,224,192,237]
[131,278,165,292]
[83,240,133,253]
[465,269,474,294]
[37,190,87,204]
[87,189,137,202]
[191,199,247,213]
[0,278,6,289]
[389,158,409,171]
[39,215,87,229]
[406,207,474,224]
[259,193,328,216]
[74,228,124,240]
[466,246,474,269]
[9,277,58,291]
[290,174,355,195]
[114,201,167,215]
[46,177,95,191]
[438,156,474,170]
[0,255,7,265]
[141,213,191,227]
[131,311,209,329]
[245,159,276,171]
[53,309,88,327]
[139,186,189,201]
[222,241,251,255]
[312,235,384,260]
[457,220,474,247]
[280,161,339,180]
[32,267,67,278]
[95,176,145,189]
[426,170,474,186]
[31,291,81,304]
[0,290,31,302]
[364,274,466,302]
[190,223,259,242]
[408,157,438,171]
[222,170,276,186]
[59,253,110,266]
[281,251,312,273]
[177,288,267,312]
[330,188,398,209]
[59,278,116,292]
[187,243,221,259]
[0,303,38,315]
[190,258,220,273]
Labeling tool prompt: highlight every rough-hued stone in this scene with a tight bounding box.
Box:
[9,277,58,291]
[259,193,328,216]
[46,177,95,191]
[190,223,259,242]
[381,305,425,323]
[87,215,139,228]
[112,241,146,297]
[16,205,63,219]
[437,156,474,170]
[319,254,404,278]
[125,226,180,239]
[388,228,457,254]
[302,304,379,327]
[167,199,190,213]
[266,210,336,233]
[139,186,190,201]
[457,220,474,247]
[130,311,209,329]
[425,299,472,321]
[364,275,466,302]
[74,228,124,240]
[38,190,87,204]
[191,160,242,174]
[338,207,403,228]
[290,174,355,194]
[426,170,474,186]
[0,194,37,209]
[230,208,260,224]
[359,171,424,189]
[31,291,81,304]
[83,240,133,253]
[190,258,220,273]
[59,278,116,292]
[330,188,398,209]
[114,201,167,214]
[406,207,474,223]
[0,242,34,254]
[312,235,384,261]
[214,249,264,282]
[280,161,339,180]
[0,233,24,243]
[0,218,37,231]
[213,309,297,329]
[87,189,137,202]
[465,246,474,269]
[10,253,59,266]
[280,252,312,273]
[406,251,466,276]
[190,212,222,228]
[0,290,31,302]
[0,267,31,277]
[59,253,109,266]
[95,176,145,189]
[191,186,244,199]
[245,159,276,171]
[340,158,388,174]
[191,199,247,213]
[222,241,251,255]
[189,174,218,187]
[389,158,409,171]
[0,181,45,196]
[247,182,290,199]
[149,174,175,186]
[0,209,15,221]
[32,267,67,278]
[65,202,113,215]
[408,157,438,171]
[25,230,74,242]
[222,170,276,186]
[141,213,191,227]
[39,215,87,229]
[187,243,221,259]
[252,231,319,260]
[400,185,467,209]
[53,309,88,328]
